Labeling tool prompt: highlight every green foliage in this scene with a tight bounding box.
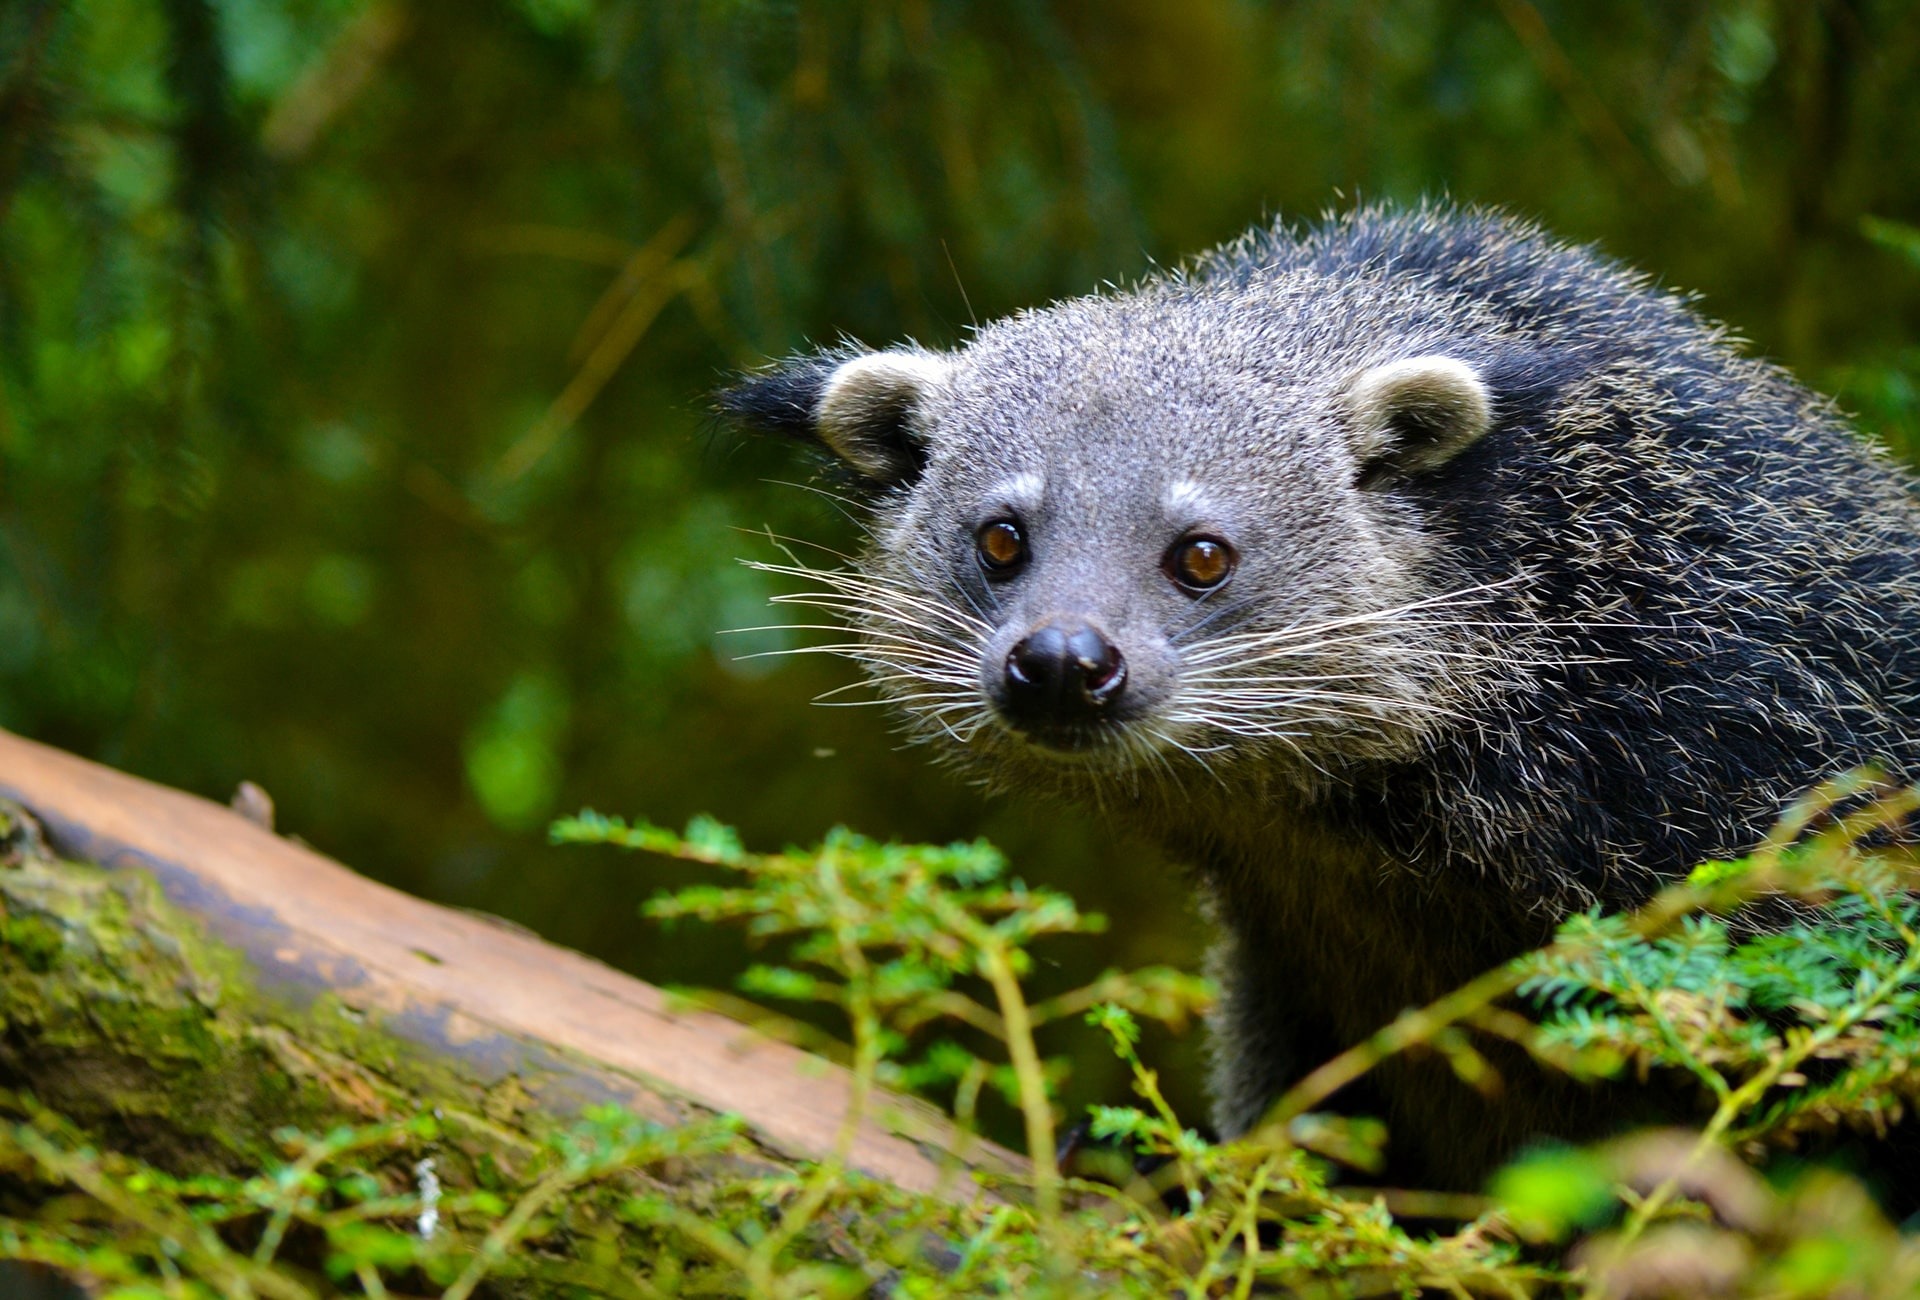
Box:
[553,810,1214,1218]
[15,789,1920,1293]
[1521,781,1920,1160]
[0,1096,749,1298]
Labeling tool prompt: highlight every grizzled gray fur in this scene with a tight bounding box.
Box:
[719,203,1920,1190]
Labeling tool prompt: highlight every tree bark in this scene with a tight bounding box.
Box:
[0,727,1018,1203]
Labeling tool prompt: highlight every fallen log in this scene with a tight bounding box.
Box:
[0,727,1020,1205]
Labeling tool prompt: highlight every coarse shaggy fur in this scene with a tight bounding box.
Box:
[718,202,1920,1190]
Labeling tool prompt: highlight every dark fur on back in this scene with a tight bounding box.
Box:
[1238,210,1920,900]
[719,203,1920,1192]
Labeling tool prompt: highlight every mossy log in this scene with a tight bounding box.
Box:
[0,727,1019,1204]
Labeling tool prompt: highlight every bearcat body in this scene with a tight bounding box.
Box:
[719,204,1920,1189]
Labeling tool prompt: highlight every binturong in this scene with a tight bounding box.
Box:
[716,203,1920,1190]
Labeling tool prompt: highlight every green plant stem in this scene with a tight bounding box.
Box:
[11,1125,316,1300]
[640,1201,755,1274]
[356,1261,391,1300]
[747,844,884,1295]
[1265,960,1535,1130]
[253,1123,402,1267]
[978,939,1060,1221]
[1267,877,1717,1130]
[440,1164,584,1300]
[1606,951,1735,1105]
[1228,1159,1276,1300]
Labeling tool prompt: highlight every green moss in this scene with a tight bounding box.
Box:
[0,850,501,1180]
[2,913,64,974]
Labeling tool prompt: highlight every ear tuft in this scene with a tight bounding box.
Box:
[716,356,839,439]
[717,349,949,488]
[1343,355,1493,482]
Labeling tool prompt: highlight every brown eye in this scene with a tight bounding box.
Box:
[976,520,1027,573]
[1166,536,1236,592]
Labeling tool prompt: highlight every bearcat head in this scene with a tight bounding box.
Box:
[714,209,1615,801]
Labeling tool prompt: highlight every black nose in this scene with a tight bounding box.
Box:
[1003,619,1127,728]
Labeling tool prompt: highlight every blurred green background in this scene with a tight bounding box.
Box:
[3,0,1918,1131]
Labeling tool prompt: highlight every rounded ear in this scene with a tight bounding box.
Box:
[813,351,951,484]
[1342,356,1493,484]
[716,348,950,488]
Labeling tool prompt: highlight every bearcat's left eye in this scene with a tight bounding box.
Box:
[1164,535,1236,592]
[975,519,1027,574]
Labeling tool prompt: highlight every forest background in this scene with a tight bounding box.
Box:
[3,0,1918,1132]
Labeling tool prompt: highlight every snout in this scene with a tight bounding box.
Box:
[1000,618,1127,741]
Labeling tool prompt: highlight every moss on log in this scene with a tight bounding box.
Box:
[0,728,1018,1206]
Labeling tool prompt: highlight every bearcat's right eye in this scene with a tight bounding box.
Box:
[975,519,1027,574]
[1165,534,1237,592]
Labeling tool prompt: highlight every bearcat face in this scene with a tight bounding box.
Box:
[722,273,1526,798]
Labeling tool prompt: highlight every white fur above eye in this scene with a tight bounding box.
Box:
[814,351,953,481]
[1343,355,1493,472]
